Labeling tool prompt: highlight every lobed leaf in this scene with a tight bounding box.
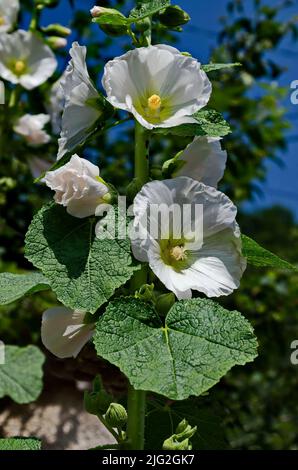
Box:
[94,297,257,400]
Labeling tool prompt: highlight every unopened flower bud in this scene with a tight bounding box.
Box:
[135,283,155,302]
[42,24,71,37]
[162,436,191,450]
[159,5,190,28]
[46,36,67,49]
[91,6,128,37]
[155,293,175,316]
[175,418,188,434]
[104,403,128,428]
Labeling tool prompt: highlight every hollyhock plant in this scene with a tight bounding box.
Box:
[131,176,246,299]
[57,42,104,159]
[174,136,227,188]
[41,307,94,359]
[13,114,51,146]
[102,44,211,130]
[0,0,19,33]
[43,154,110,218]
[0,30,57,89]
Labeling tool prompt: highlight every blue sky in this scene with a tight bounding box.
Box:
[36,0,298,219]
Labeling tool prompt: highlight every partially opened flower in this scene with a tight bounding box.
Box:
[131,177,246,299]
[0,30,57,89]
[174,136,227,188]
[0,0,19,33]
[58,42,104,160]
[13,114,51,146]
[41,307,94,358]
[43,154,110,218]
[102,44,211,130]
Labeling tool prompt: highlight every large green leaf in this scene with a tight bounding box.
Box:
[0,346,44,404]
[0,272,49,306]
[202,63,241,73]
[129,0,171,22]
[242,235,297,270]
[25,204,139,313]
[145,398,227,450]
[94,297,257,400]
[0,438,41,450]
[154,109,231,137]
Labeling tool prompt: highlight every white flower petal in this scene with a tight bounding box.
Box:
[41,307,94,358]
[43,154,109,218]
[13,113,51,147]
[0,0,19,33]
[175,136,227,187]
[131,177,246,299]
[58,42,102,160]
[0,30,57,90]
[102,44,211,129]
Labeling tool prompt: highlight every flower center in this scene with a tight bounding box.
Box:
[170,245,187,261]
[147,94,162,111]
[14,60,26,75]
[0,16,6,26]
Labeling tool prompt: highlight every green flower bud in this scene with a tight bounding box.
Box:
[42,24,71,37]
[104,403,128,428]
[159,5,190,28]
[126,177,143,202]
[135,283,155,302]
[162,436,191,450]
[175,418,188,434]
[91,7,128,37]
[155,293,175,316]
[46,36,67,50]
[84,375,112,415]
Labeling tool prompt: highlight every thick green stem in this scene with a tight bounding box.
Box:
[126,120,151,450]
[126,384,147,450]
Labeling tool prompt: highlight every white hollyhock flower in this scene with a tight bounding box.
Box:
[57,42,103,160]
[102,44,211,130]
[131,177,246,299]
[0,0,19,33]
[43,154,110,218]
[0,30,57,90]
[41,307,94,358]
[174,136,227,188]
[13,114,51,146]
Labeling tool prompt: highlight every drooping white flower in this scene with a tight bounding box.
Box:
[13,114,51,146]
[0,0,19,34]
[0,30,57,89]
[57,42,103,160]
[41,307,94,359]
[174,136,227,188]
[43,154,110,218]
[131,177,246,299]
[102,44,211,130]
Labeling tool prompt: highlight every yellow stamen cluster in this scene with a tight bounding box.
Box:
[0,16,6,26]
[170,245,187,262]
[14,60,26,75]
[147,94,162,111]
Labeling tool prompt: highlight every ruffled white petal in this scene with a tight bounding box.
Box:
[175,136,227,187]
[41,307,94,358]
[57,42,101,160]
[13,114,51,146]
